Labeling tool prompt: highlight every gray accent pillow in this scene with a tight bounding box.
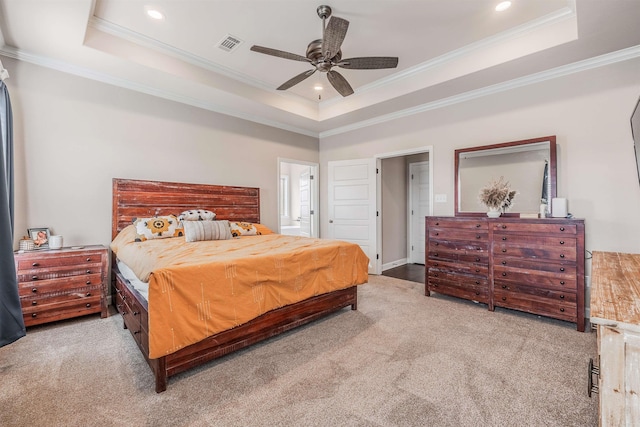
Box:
[183,220,232,242]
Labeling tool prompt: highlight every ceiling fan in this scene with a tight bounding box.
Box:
[250,5,399,97]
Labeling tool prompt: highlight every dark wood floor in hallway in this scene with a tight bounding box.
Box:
[381,263,425,284]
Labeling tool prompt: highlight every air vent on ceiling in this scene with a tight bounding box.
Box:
[216,34,243,53]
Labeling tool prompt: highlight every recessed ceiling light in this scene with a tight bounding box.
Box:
[146,9,164,20]
[314,84,323,91]
[495,1,512,12]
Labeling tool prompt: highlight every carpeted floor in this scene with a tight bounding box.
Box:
[0,276,597,426]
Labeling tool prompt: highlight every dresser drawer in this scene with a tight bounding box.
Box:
[492,222,577,235]
[493,267,576,291]
[429,228,488,242]
[428,279,489,304]
[428,270,488,288]
[494,281,576,303]
[494,289,577,322]
[20,284,102,309]
[428,259,488,276]
[493,234,576,250]
[18,265,103,282]
[18,273,104,295]
[22,296,102,327]
[494,256,576,275]
[493,244,576,262]
[16,252,104,270]
[427,218,487,230]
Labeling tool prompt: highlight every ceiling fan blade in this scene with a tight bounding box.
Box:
[277,69,317,91]
[327,70,354,97]
[250,45,311,63]
[323,16,349,59]
[337,57,399,70]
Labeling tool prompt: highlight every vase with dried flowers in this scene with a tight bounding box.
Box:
[478,176,516,217]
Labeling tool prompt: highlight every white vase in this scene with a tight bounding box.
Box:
[486,207,501,218]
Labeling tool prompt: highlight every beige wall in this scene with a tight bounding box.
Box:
[6,57,318,248]
[320,58,640,271]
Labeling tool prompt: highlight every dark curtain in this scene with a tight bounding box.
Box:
[0,78,25,347]
[541,160,549,205]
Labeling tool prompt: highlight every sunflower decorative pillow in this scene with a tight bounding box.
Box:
[133,215,184,242]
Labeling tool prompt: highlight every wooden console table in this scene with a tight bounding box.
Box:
[590,251,640,426]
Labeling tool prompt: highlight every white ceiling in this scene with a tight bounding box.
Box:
[0,0,639,137]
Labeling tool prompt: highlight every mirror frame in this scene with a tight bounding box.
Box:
[454,135,557,217]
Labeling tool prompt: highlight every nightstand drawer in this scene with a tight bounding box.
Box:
[16,253,104,270]
[22,296,102,327]
[18,273,103,295]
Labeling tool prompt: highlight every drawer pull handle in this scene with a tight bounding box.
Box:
[86,270,91,274]
[32,262,39,267]
[501,249,507,253]
[433,273,438,277]
[435,222,439,226]
[502,237,507,241]
[32,301,37,306]
[501,261,507,265]
[31,275,38,280]
[560,227,565,231]
[134,330,141,335]
[475,269,480,273]
[560,281,566,285]
[433,284,438,287]
[502,272,507,276]
[560,308,565,312]
[560,295,565,299]
[560,254,565,258]
[32,313,37,318]
[86,303,91,308]
[435,232,439,236]
[501,225,507,229]
[86,292,92,297]
[560,267,565,272]
[434,242,439,246]
[502,285,507,289]
[86,257,92,262]
[476,224,481,228]
[31,288,37,293]
[433,263,439,267]
[560,241,565,245]
[434,253,439,257]
[86,280,91,285]
[475,258,480,262]
[502,297,507,301]
[475,291,480,295]
[476,235,481,239]
[475,281,480,285]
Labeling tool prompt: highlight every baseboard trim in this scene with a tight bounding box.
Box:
[382,259,408,272]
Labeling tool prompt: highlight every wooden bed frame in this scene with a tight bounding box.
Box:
[111,178,358,393]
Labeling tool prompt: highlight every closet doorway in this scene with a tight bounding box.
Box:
[278,159,319,238]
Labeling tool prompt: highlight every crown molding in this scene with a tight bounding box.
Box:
[0,45,318,137]
[319,44,640,138]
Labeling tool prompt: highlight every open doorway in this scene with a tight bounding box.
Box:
[278,159,319,238]
[378,148,432,273]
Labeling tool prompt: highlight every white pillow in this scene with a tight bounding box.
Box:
[183,220,232,242]
[178,209,216,222]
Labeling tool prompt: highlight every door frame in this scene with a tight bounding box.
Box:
[277,158,319,238]
[375,146,433,270]
[408,161,431,264]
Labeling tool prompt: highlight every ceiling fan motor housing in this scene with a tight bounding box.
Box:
[306,39,341,72]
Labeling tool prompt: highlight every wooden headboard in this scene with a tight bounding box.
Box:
[112,178,260,239]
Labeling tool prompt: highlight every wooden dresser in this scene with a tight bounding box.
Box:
[14,245,108,327]
[590,251,640,426]
[426,216,586,331]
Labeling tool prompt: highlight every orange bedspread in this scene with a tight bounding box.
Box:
[111,225,369,358]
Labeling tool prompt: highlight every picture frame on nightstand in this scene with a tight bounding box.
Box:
[28,227,50,249]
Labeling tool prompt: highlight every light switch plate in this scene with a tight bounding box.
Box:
[435,194,447,203]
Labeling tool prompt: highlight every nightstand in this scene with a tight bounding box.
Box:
[14,245,108,327]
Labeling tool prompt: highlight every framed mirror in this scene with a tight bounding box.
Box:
[455,136,557,217]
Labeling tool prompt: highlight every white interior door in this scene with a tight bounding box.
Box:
[327,158,380,274]
[409,161,430,264]
[299,168,311,237]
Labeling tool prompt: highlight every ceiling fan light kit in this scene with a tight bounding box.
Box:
[250,4,399,97]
